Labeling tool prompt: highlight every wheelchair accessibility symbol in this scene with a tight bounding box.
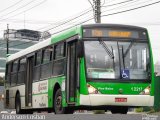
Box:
[121,69,130,79]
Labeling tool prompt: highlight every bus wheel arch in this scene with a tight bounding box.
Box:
[53,83,61,102]
[52,83,61,110]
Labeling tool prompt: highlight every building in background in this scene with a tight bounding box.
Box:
[0,29,43,77]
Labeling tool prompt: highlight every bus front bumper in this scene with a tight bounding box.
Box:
[80,94,154,106]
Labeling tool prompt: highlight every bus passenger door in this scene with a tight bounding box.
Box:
[26,56,33,107]
[66,41,77,104]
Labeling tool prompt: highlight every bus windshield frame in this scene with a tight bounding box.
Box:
[83,38,151,83]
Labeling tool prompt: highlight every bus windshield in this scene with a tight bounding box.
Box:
[84,40,150,80]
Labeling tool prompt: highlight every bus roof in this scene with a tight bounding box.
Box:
[7,38,51,62]
[7,26,81,62]
[82,24,147,31]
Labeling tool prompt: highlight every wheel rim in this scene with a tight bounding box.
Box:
[55,95,62,112]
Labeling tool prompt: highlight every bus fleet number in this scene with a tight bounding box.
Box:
[131,87,143,92]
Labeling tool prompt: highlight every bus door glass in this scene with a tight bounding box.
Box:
[66,40,77,103]
[26,56,34,107]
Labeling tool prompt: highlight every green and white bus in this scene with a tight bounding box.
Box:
[4,24,154,114]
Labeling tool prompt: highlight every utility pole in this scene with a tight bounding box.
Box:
[94,0,101,23]
[6,24,9,55]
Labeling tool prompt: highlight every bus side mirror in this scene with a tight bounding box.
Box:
[77,41,84,58]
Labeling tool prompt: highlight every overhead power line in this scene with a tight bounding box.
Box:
[87,0,95,10]
[40,0,135,31]
[52,0,159,32]
[1,0,135,29]
[101,0,106,6]
[49,17,93,35]
[45,9,92,31]
[0,0,47,22]
[0,18,56,25]
[101,0,160,17]
[49,0,160,35]
[44,0,134,31]
[0,0,23,13]
[89,0,136,23]
[40,0,136,31]
[0,0,37,19]
[102,0,136,7]
[101,0,153,13]
[38,8,92,31]
[45,0,138,32]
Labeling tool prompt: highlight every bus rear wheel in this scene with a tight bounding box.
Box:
[54,89,74,114]
[111,107,128,114]
[15,94,33,114]
[15,94,23,114]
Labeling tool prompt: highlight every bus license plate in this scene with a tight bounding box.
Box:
[115,98,127,102]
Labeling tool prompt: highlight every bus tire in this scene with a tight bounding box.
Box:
[54,88,64,114]
[25,109,33,114]
[54,89,74,114]
[15,94,23,114]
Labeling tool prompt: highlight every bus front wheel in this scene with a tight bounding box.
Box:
[54,89,74,114]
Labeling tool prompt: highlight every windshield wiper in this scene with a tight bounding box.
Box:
[123,41,134,58]
[99,39,114,59]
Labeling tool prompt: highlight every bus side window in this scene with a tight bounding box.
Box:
[41,46,53,79]
[54,42,65,60]
[35,51,42,66]
[33,50,42,81]
[53,42,66,76]
[17,58,26,84]
[42,46,52,64]
[11,60,18,86]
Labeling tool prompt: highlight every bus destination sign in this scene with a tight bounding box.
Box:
[83,28,147,39]
[92,29,132,38]
[108,31,131,38]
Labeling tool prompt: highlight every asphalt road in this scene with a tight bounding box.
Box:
[0,113,160,120]
[41,114,159,120]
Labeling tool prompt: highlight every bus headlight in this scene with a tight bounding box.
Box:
[87,84,100,94]
[140,86,150,95]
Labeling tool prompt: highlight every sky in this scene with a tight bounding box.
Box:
[0,0,160,63]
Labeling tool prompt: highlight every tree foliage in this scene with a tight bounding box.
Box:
[0,76,4,86]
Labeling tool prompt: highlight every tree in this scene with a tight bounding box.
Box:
[0,76,4,86]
